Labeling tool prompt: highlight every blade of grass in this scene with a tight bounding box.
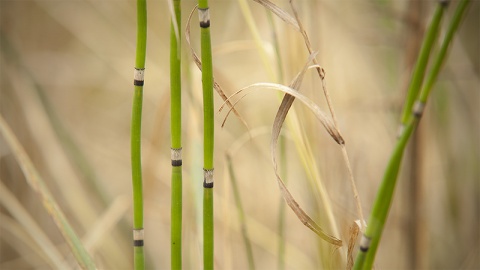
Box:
[131,0,147,268]
[196,1,215,268]
[221,55,343,246]
[226,154,256,270]
[0,116,96,270]
[0,180,68,269]
[354,1,471,268]
[170,0,183,268]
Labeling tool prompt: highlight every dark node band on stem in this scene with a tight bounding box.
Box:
[203,181,214,188]
[171,148,183,167]
[133,228,144,247]
[133,240,144,247]
[134,68,145,86]
[198,7,210,28]
[172,160,182,166]
[359,235,371,252]
[203,168,214,188]
[413,101,425,118]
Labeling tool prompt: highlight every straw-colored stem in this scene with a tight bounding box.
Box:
[0,116,96,270]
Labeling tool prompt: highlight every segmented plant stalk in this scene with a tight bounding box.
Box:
[197,1,215,268]
[170,0,183,268]
[354,1,470,268]
[131,0,147,268]
[399,2,445,127]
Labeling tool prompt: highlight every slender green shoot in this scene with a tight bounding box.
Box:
[131,0,147,268]
[399,2,446,126]
[418,0,471,104]
[354,1,471,268]
[170,0,183,268]
[0,116,96,270]
[226,154,255,270]
[197,0,215,268]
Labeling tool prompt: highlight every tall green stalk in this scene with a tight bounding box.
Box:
[170,0,183,269]
[354,1,470,269]
[399,2,445,126]
[197,0,215,268]
[131,0,147,268]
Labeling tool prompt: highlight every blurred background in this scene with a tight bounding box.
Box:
[1,0,478,269]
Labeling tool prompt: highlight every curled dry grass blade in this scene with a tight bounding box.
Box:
[0,116,96,270]
[185,5,249,131]
[221,53,342,246]
[254,0,366,228]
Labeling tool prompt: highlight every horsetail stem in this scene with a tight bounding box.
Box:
[170,0,183,268]
[354,1,470,268]
[131,0,147,268]
[196,1,215,269]
[399,2,446,127]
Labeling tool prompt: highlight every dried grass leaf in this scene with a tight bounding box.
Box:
[347,220,361,270]
[253,0,300,32]
[185,6,250,131]
[271,53,342,246]
[222,54,342,246]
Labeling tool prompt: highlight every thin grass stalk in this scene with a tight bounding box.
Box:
[399,2,446,126]
[226,154,255,270]
[0,181,68,269]
[131,0,147,268]
[265,12,287,269]
[197,0,215,268]
[170,0,183,268]
[418,0,471,104]
[354,1,470,268]
[0,116,96,270]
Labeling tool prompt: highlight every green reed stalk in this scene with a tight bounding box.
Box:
[399,2,446,126]
[354,1,470,269]
[197,0,215,268]
[226,154,255,270]
[131,0,147,268]
[170,0,183,269]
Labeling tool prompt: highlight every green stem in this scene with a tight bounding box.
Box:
[131,0,147,268]
[170,0,182,269]
[419,0,471,103]
[197,0,215,268]
[400,2,446,125]
[227,155,255,270]
[354,1,471,268]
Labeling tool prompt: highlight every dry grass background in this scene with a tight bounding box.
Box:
[1,0,479,269]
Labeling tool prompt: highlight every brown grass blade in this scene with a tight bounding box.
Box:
[270,53,342,246]
[252,0,300,32]
[347,220,361,270]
